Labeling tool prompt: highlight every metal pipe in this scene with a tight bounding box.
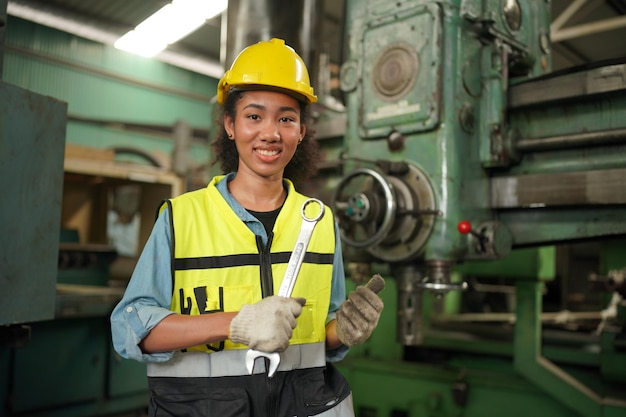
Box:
[516,128,626,152]
[550,0,589,32]
[433,310,607,324]
[514,281,626,415]
[552,14,626,43]
[223,0,322,82]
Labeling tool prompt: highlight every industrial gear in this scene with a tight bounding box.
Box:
[230,296,306,352]
[336,275,385,347]
[217,38,317,104]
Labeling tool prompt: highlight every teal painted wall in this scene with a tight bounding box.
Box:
[2,16,218,169]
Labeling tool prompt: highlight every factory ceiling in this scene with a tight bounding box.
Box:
[5,0,626,78]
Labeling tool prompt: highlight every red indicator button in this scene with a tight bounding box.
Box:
[457,220,472,235]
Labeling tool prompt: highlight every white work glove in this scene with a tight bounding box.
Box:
[230,296,306,353]
[336,274,385,347]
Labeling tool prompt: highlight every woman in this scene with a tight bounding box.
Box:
[110,38,383,417]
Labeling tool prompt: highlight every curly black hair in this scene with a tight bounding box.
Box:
[210,90,320,187]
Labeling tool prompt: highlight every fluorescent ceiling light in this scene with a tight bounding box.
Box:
[115,31,168,58]
[115,0,227,58]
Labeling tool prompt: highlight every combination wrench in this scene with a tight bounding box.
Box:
[245,198,325,377]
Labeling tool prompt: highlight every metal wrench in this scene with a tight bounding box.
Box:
[245,198,325,377]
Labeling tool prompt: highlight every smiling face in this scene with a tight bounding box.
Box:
[224,90,306,182]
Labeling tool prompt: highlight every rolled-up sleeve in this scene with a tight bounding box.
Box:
[326,221,350,362]
[110,210,176,363]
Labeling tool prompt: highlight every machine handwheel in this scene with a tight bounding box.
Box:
[333,168,397,248]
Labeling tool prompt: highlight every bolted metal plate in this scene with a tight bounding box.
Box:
[357,3,442,139]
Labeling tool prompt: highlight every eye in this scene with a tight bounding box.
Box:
[280,116,296,123]
[247,114,261,121]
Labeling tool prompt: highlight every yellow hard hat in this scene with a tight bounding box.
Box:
[217,38,317,104]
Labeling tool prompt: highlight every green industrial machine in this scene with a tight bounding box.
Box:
[307,0,626,416]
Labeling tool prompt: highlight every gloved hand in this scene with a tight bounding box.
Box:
[230,296,306,352]
[336,274,385,347]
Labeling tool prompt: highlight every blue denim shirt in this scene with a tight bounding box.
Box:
[110,173,349,363]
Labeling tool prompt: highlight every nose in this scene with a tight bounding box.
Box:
[259,120,280,141]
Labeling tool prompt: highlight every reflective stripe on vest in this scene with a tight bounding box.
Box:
[147,342,326,377]
[317,393,355,417]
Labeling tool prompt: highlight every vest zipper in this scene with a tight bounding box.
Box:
[266,362,279,417]
[256,233,274,298]
[257,234,280,416]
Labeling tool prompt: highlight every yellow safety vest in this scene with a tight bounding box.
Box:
[162,176,335,353]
